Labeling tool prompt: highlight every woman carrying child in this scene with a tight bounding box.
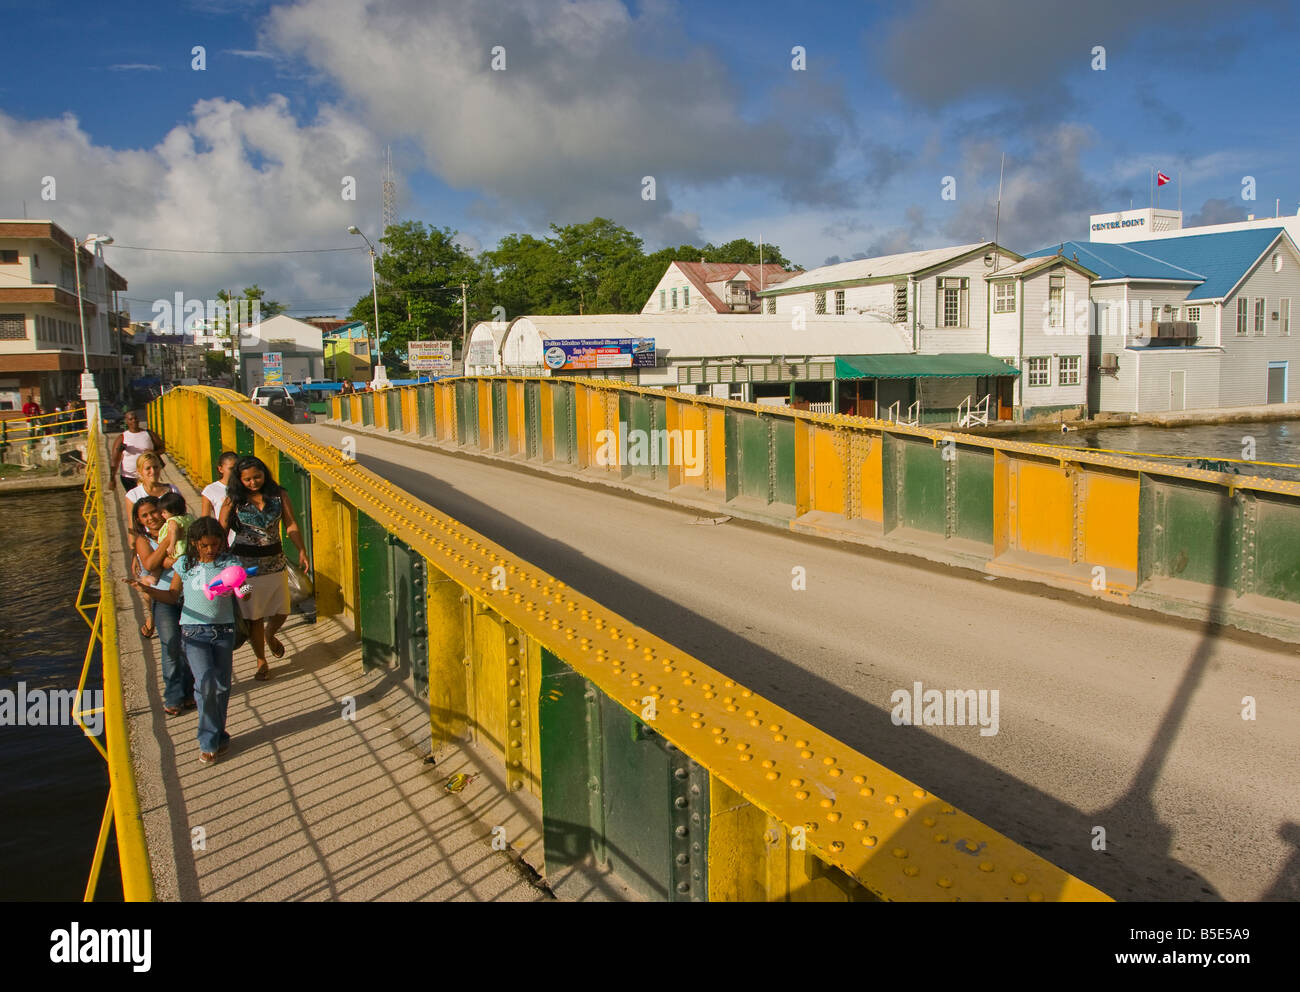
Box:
[133,517,240,764]
[219,455,310,681]
[130,496,194,714]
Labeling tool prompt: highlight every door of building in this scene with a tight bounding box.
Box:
[1267,361,1288,404]
[1169,370,1186,411]
[998,378,1014,420]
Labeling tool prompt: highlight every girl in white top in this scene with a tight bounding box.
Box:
[200,451,240,519]
[111,410,164,492]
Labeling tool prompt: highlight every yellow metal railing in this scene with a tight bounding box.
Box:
[2,407,89,444]
[74,418,155,901]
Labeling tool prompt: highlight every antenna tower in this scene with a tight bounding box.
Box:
[381,145,396,250]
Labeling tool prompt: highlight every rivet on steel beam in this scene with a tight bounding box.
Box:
[800,750,813,758]
[773,733,785,742]
[691,720,703,729]
[1011,872,1028,884]
[860,787,874,797]
[852,774,866,784]
[795,791,809,800]
[790,778,803,788]
[892,848,909,860]
[979,862,995,873]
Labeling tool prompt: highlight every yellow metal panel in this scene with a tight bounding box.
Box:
[664,395,683,489]
[677,403,708,493]
[471,608,508,759]
[253,433,279,481]
[403,386,419,433]
[309,475,345,618]
[707,406,727,492]
[1013,458,1073,560]
[856,431,884,524]
[526,636,542,797]
[574,384,592,468]
[1082,469,1140,573]
[507,381,524,456]
[337,497,359,624]
[220,409,237,455]
[794,421,810,515]
[477,380,493,450]
[811,427,846,515]
[426,562,469,746]
[707,776,770,901]
[373,390,388,430]
[349,393,363,424]
[993,450,1011,557]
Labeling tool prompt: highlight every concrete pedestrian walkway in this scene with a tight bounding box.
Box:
[109,456,552,901]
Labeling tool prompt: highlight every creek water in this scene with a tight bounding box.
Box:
[0,487,121,900]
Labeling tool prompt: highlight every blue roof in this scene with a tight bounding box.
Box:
[1025,227,1286,300]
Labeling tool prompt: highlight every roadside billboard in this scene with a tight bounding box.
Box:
[263,352,283,385]
[407,340,455,375]
[542,338,655,372]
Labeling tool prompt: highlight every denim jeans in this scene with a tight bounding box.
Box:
[181,623,235,754]
[154,600,193,708]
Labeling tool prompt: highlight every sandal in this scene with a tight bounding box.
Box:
[268,635,285,658]
[140,621,155,639]
[163,704,182,716]
[198,751,215,765]
[254,662,272,681]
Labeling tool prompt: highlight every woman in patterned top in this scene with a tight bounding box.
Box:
[219,455,310,681]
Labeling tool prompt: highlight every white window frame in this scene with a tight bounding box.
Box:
[1026,356,1050,387]
[766,297,776,315]
[1254,297,1265,335]
[834,289,845,315]
[660,289,667,311]
[1282,298,1291,336]
[1185,305,1201,322]
[937,277,968,328]
[994,282,1015,314]
[671,287,678,309]
[814,290,826,315]
[683,286,689,307]
[1236,298,1249,335]
[1059,355,1080,386]
[1048,274,1066,329]
[894,282,908,323]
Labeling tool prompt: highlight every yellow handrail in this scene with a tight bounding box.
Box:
[74,418,155,901]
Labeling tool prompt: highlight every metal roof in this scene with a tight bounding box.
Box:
[985,255,1097,279]
[1024,227,1287,299]
[757,242,998,293]
[835,353,1021,379]
[500,313,909,365]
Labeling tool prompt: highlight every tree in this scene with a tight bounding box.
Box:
[481,234,577,318]
[702,238,794,269]
[204,351,232,378]
[547,218,643,314]
[347,220,490,363]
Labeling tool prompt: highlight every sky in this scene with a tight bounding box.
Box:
[1,0,1297,322]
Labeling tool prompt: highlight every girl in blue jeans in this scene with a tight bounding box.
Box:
[133,517,240,765]
[130,496,193,714]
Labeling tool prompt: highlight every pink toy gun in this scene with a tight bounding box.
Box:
[205,564,258,601]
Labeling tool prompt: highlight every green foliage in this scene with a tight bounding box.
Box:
[204,351,232,377]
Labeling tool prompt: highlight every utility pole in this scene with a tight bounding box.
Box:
[461,281,468,347]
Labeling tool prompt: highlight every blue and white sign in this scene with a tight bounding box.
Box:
[542,338,655,371]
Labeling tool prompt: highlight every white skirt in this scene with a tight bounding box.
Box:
[238,570,290,620]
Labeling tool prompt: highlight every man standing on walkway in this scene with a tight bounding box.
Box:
[111,410,166,493]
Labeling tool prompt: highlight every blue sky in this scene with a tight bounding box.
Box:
[1,0,1296,320]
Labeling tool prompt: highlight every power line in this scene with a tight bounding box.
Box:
[107,244,366,255]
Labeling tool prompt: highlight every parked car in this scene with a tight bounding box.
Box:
[250,385,294,410]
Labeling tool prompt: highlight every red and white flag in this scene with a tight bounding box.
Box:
[1157,172,1171,186]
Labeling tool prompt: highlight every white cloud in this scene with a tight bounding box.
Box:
[0,98,381,319]
[108,64,162,72]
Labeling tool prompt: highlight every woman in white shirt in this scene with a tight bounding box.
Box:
[111,410,164,492]
[123,452,181,508]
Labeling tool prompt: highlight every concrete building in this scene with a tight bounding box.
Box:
[239,314,325,384]
[0,220,129,413]
[640,261,802,315]
[323,321,372,380]
[1087,204,1300,248]
[1025,226,1300,413]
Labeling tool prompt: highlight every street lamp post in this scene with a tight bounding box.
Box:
[73,233,114,433]
[347,226,388,387]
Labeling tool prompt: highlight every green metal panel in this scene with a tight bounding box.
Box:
[620,392,654,480]
[551,383,575,464]
[898,436,947,535]
[390,538,429,696]
[724,409,739,501]
[881,432,901,534]
[455,382,478,447]
[276,452,313,563]
[206,399,223,477]
[737,413,771,501]
[1140,477,1233,588]
[234,420,255,457]
[338,394,351,423]
[386,388,402,431]
[773,418,796,506]
[1249,495,1300,602]
[539,650,600,873]
[356,512,396,670]
[361,392,375,428]
[954,446,995,544]
[417,386,435,437]
[524,381,541,459]
[492,381,508,453]
[598,698,673,900]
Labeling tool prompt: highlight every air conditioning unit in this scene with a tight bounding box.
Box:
[1100,352,1119,371]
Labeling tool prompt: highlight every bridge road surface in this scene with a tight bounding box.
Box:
[306,422,1300,902]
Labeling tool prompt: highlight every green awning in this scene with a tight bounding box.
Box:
[835,353,1021,379]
